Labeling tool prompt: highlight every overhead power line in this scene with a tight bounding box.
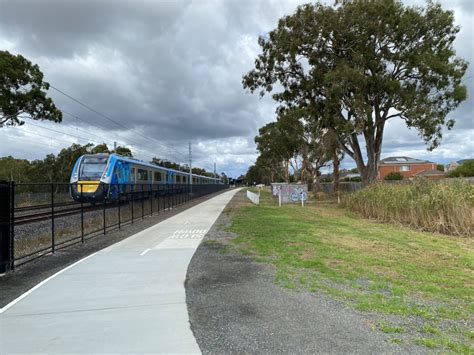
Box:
[18,118,117,147]
[60,110,179,161]
[49,85,189,159]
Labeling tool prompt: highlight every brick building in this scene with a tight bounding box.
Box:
[377,156,439,180]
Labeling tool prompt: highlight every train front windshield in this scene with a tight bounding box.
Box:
[79,157,108,180]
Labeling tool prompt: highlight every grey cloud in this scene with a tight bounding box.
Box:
[0,0,472,177]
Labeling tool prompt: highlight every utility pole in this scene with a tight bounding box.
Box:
[114,141,117,151]
[189,141,192,194]
[214,162,216,179]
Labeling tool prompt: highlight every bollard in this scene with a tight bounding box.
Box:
[0,181,12,273]
[278,191,282,207]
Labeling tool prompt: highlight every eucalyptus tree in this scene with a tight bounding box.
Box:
[243,0,468,184]
[255,121,301,182]
[0,51,62,127]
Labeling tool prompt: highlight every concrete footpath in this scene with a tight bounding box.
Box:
[0,188,240,354]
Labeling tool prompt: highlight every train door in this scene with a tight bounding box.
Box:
[167,170,174,184]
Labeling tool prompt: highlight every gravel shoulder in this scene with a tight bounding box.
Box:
[0,190,228,308]
[185,191,425,354]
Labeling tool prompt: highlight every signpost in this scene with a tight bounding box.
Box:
[272,183,308,206]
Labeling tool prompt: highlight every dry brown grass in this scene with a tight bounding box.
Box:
[342,179,474,236]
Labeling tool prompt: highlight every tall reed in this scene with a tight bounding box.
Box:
[343,179,474,236]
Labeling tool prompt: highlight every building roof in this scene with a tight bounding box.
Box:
[379,156,431,165]
[344,173,361,178]
[414,169,445,176]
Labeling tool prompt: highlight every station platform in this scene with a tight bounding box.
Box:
[0,188,240,354]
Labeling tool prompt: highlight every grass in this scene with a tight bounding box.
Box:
[343,178,474,236]
[228,189,473,353]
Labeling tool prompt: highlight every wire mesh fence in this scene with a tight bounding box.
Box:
[0,181,228,272]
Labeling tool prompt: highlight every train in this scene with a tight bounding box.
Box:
[70,153,223,202]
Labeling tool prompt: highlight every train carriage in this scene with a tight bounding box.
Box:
[70,153,222,202]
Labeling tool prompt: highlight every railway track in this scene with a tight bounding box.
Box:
[14,203,108,226]
[13,193,179,226]
[15,201,79,212]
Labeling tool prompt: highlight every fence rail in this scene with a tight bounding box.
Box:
[246,190,260,205]
[0,181,228,273]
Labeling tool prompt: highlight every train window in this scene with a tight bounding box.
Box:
[137,169,148,181]
[148,171,152,181]
[176,175,181,183]
[182,176,187,183]
[154,172,162,182]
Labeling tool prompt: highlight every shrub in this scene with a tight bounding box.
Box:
[384,172,403,180]
[447,160,474,177]
[343,179,474,236]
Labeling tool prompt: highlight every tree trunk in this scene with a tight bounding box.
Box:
[314,171,321,192]
[347,125,384,186]
[332,154,340,194]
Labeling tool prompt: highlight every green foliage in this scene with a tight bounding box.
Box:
[243,0,468,184]
[0,50,62,127]
[246,154,285,185]
[384,172,403,180]
[447,160,474,177]
[320,176,333,183]
[343,176,362,182]
[0,143,133,183]
[0,156,31,182]
[0,143,216,183]
[91,143,110,154]
[378,321,405,334]
[343,179,474,235]
[113,146,133,157]
[151,158,182,171]
[436,164,445,172]
[150,157,214,177]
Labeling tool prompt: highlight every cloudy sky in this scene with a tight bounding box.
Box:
[0,0,472,177]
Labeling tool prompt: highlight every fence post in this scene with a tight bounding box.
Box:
[103,185,106,235]
[131,187,134,224]
[141,184,144,220]
[0,181,12,273]
[150,185,153,216]
[51,183,55,253]
[81,187,84,243]
[10,182,15,271]
[118,186,121,229]
[157,185,160,214]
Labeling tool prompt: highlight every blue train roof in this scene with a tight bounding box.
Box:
[104,154,221,181]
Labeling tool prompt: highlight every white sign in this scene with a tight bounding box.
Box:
[270,183,308,204]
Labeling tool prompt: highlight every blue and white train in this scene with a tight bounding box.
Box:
[70,153,222,202]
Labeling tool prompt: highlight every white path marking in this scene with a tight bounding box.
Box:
[0,252,98,314]
[140,248,151,256]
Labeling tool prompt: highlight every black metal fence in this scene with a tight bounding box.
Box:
[0,181,228,273]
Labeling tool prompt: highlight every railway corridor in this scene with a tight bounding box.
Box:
[0,188,240,354]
